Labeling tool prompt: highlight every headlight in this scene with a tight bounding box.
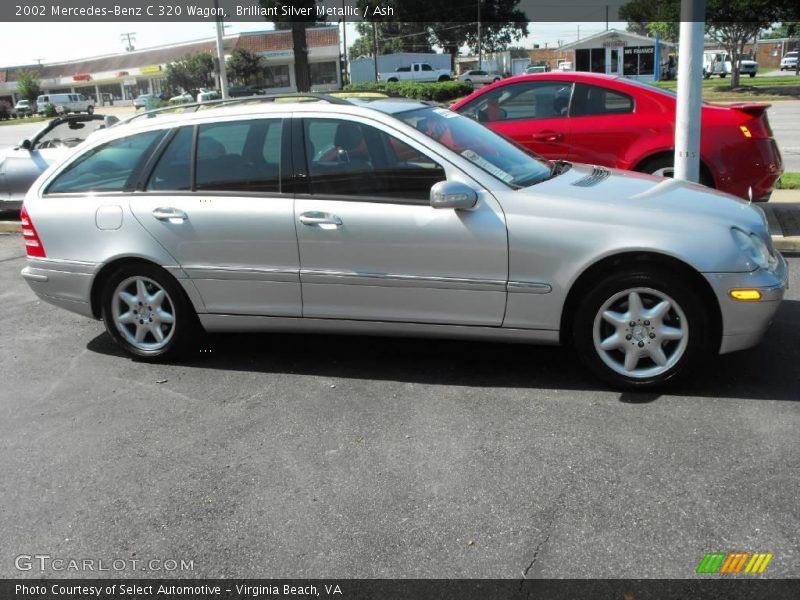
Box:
[731,227,771,270]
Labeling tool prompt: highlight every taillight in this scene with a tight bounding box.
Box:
[20,205,46,258]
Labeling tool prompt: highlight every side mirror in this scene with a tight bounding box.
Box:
[430,180,478,210]
[19,139,32,151]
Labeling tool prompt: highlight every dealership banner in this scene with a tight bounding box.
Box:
[3,579,800,599]
[4,0,798,23]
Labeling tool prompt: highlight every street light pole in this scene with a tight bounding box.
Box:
[214,0,229,99]
[673,0,706,184]
[477,0,482,70]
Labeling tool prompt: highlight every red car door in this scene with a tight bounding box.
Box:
[566,82,646,169]
[456,80,573,160]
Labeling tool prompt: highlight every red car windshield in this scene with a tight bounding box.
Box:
[396,106,553,188]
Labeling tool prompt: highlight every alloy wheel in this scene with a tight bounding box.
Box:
[111,276,176,352]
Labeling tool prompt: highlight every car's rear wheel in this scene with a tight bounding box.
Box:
[87,105,94,114]
[749,73,756,78]
[101,263,197,361]
[637,155,714,188]
[573,269,709,389]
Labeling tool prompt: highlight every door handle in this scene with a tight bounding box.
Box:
[152,207,188,222]
[299,212,343,226]
[532,131,563,142]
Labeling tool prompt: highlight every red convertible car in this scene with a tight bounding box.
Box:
[451,72,782,201]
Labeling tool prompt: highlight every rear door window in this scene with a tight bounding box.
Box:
[46,130,165,194]
[195,119,284,193]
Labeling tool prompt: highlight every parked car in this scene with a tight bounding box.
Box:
[196,88,219,102]
[0,114,113,206]
[451,72,782,201]
[525,65,549,74]
[780,51,798,71]
[169,91,194,104]
[703,52,758,78]
[377,63,451,83]
[458,70,502,85]
[36,93,94,114]
[133,94,158,110]
[14,99,33,117]
[19,97,786,388]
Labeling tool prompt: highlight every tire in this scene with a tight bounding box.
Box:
[100,263,198,361]
[749,73,756,78]
[87,105,94,114]
[438,75,450,82]
[720,73,726,78]
[387,78,398,83]
[636,155,714,188]
[573,268,709,389]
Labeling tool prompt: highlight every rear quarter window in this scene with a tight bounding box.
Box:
[46,130,165,194]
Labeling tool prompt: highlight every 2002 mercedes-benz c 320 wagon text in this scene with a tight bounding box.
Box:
[20,95,788,389]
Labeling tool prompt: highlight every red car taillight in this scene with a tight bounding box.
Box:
[20,205,46,258]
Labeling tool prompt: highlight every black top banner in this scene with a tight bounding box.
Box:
[3,0,797,23]
[3,579,800,600]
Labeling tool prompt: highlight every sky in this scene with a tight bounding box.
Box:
[0,21,626,68]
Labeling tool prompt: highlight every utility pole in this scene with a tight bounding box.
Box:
[606,5,609,31]
[341,5,348,87]
[120,32,136,52]
[674,0,706,184]
[372,20,379,82]
[213,0,229,99]
[477,0,482,70]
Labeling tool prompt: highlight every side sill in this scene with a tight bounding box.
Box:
[198,314,561,345]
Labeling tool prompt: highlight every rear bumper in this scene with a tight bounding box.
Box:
[704,253,788,355]
[21,259,96,318]
[714,138,782,201]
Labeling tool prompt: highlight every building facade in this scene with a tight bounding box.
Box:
[560,30,674,80]
[0,27,341,106]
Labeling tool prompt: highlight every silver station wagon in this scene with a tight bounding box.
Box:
[20,95,787,389]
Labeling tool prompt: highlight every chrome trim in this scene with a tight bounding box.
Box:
[507,281,552,294]
[199,314,560,344]
[21,268,48,283]
[27,257,98,274]
[299,269,506,291]
[183,265,299,283]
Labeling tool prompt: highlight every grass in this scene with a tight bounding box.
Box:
[0,116,49,126]
[652,74,800,102]
[777,172,800,190]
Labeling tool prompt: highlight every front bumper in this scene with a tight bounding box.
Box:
[704,252,788,354]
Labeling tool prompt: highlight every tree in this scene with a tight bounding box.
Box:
[259,1,323,92]
[15,69,42,102]
[349,22,432,58]
[355,0,528,70]
[761,21,800,39]
[227,48,264,85]
[618,0,798,87]
[166,52,214,93]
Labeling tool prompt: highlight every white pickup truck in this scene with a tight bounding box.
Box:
[377,63,452,83]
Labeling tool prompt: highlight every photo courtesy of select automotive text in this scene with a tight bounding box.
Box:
[1,0,800,597]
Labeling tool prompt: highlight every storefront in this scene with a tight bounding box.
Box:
[560,30,674,81]
[0,27,341,105]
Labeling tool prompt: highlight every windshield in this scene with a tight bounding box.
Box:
[396,107,552,187]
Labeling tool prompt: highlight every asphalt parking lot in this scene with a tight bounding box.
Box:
[1,233,798,579]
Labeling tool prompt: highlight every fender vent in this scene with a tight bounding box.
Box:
[572,166,610,187]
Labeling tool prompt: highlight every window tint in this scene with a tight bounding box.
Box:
[459,81,573,122]
[570,83,634,117]
[147,127,193,191]
[47,130,164,194]
[195,119,283,193]
[304,118,445,202]
[421,64,433,71]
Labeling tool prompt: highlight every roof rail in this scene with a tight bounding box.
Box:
[119,92,352,125]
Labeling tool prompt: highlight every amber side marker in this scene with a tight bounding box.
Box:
[729,289,762,301]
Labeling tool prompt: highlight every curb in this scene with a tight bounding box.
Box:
[0,221,21,234]
[773,236,800,252]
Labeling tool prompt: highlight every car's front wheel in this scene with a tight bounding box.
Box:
[573,269,709,389]
[101,263,197,361]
